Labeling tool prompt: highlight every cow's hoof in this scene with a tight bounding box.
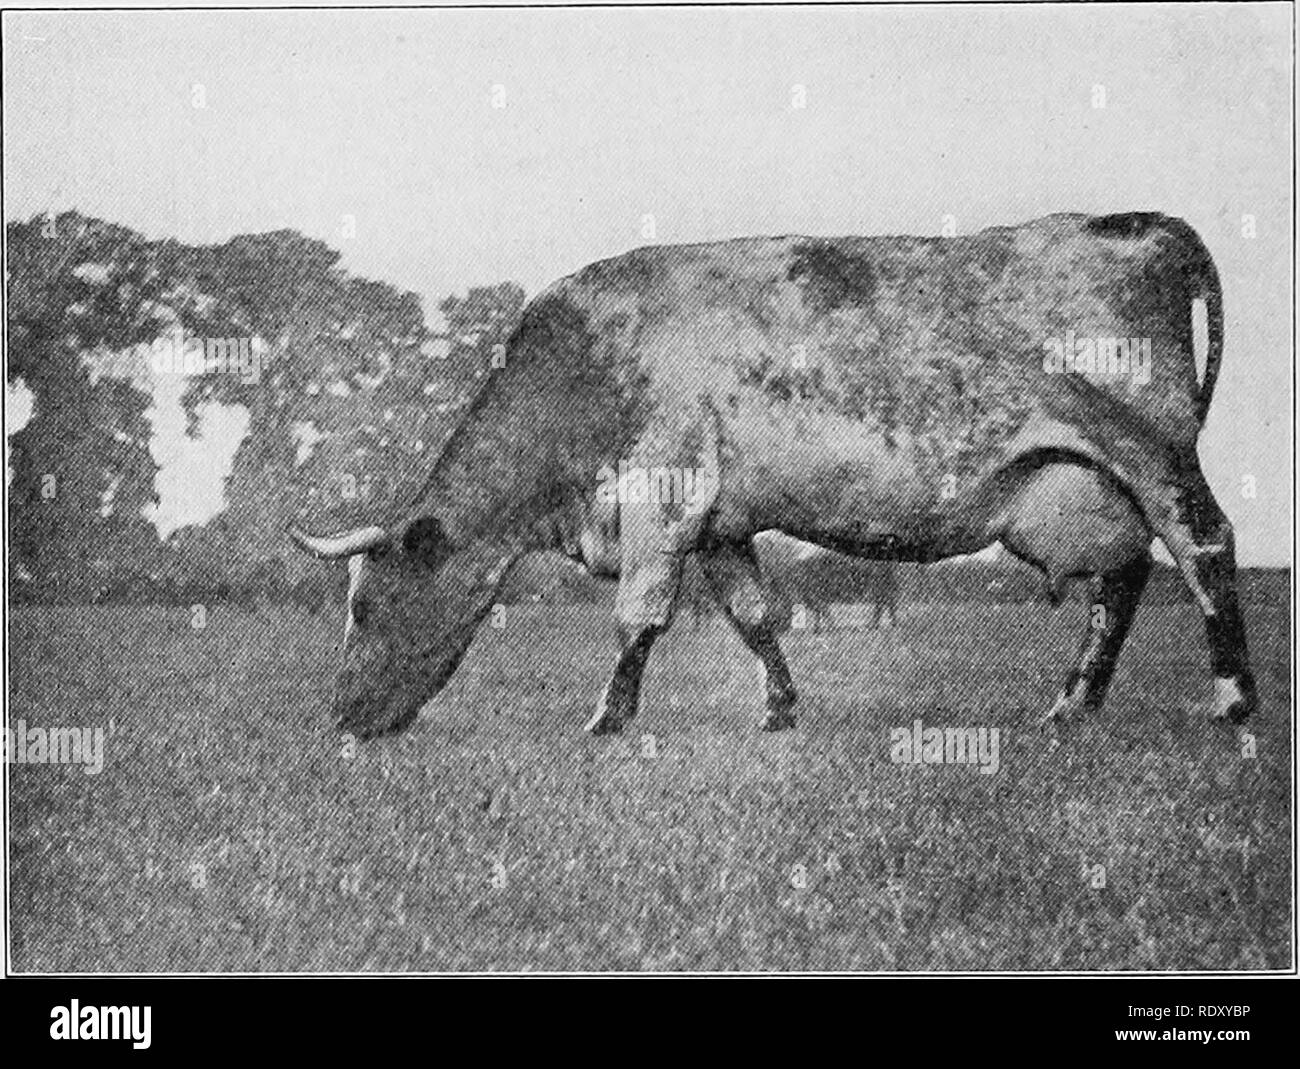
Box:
[583,710,627,736]
[759,708,797,732]
[336,704,420,740]
[1207,677,1255,724]
[1038,688,1087,728]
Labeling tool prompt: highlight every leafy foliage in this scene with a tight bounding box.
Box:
[5,212,525,604]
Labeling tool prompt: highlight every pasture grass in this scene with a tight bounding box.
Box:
[8,579,1291,971]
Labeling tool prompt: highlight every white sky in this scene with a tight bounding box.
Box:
[2,4,1292,563]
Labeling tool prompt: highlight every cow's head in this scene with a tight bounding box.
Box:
[288,516,515,738]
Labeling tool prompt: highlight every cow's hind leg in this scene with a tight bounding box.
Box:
[1137,455,1257,722]
[1075,434,1258,723]
[1041,553,1151,724]
[699,540,799,731]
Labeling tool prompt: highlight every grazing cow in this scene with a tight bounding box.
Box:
[755,534,899,632]
[291,212,1256,739]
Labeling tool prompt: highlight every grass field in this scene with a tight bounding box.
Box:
[7,577,1293,971]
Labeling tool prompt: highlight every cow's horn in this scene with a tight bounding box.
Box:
[287,523,388,559]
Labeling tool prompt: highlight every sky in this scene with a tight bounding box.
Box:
[2,4,1293,563]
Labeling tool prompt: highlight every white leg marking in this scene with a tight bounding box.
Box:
[1210,676,1247,721]
[584,678,617,733]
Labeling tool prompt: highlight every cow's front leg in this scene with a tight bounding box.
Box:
[584,407,721,736]
[584,562,682,735]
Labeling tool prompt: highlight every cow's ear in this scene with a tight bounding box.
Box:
[401,516,448,562]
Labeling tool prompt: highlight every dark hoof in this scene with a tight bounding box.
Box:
[759,708,797,732]
[336,707,419,740]
[1227,701,1254,725]
[584,709,628,735]
[1215,697,1255,725]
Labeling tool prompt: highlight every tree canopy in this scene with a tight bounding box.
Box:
[6,212,524,604]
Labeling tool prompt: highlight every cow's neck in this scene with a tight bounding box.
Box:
[412,293,641,561]
[417,376,589,558]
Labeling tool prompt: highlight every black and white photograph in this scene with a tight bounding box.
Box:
[1,0,1295,1020]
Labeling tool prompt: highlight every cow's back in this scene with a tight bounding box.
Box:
[490,212,1212,567]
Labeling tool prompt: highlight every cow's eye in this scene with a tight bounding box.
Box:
[351,596,371,627]
[402,516,447,563]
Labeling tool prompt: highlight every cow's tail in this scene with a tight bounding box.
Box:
[1174,220,1225,426]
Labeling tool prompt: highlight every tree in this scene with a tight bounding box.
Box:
[6,213,166,599]
[7,212,528,603]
